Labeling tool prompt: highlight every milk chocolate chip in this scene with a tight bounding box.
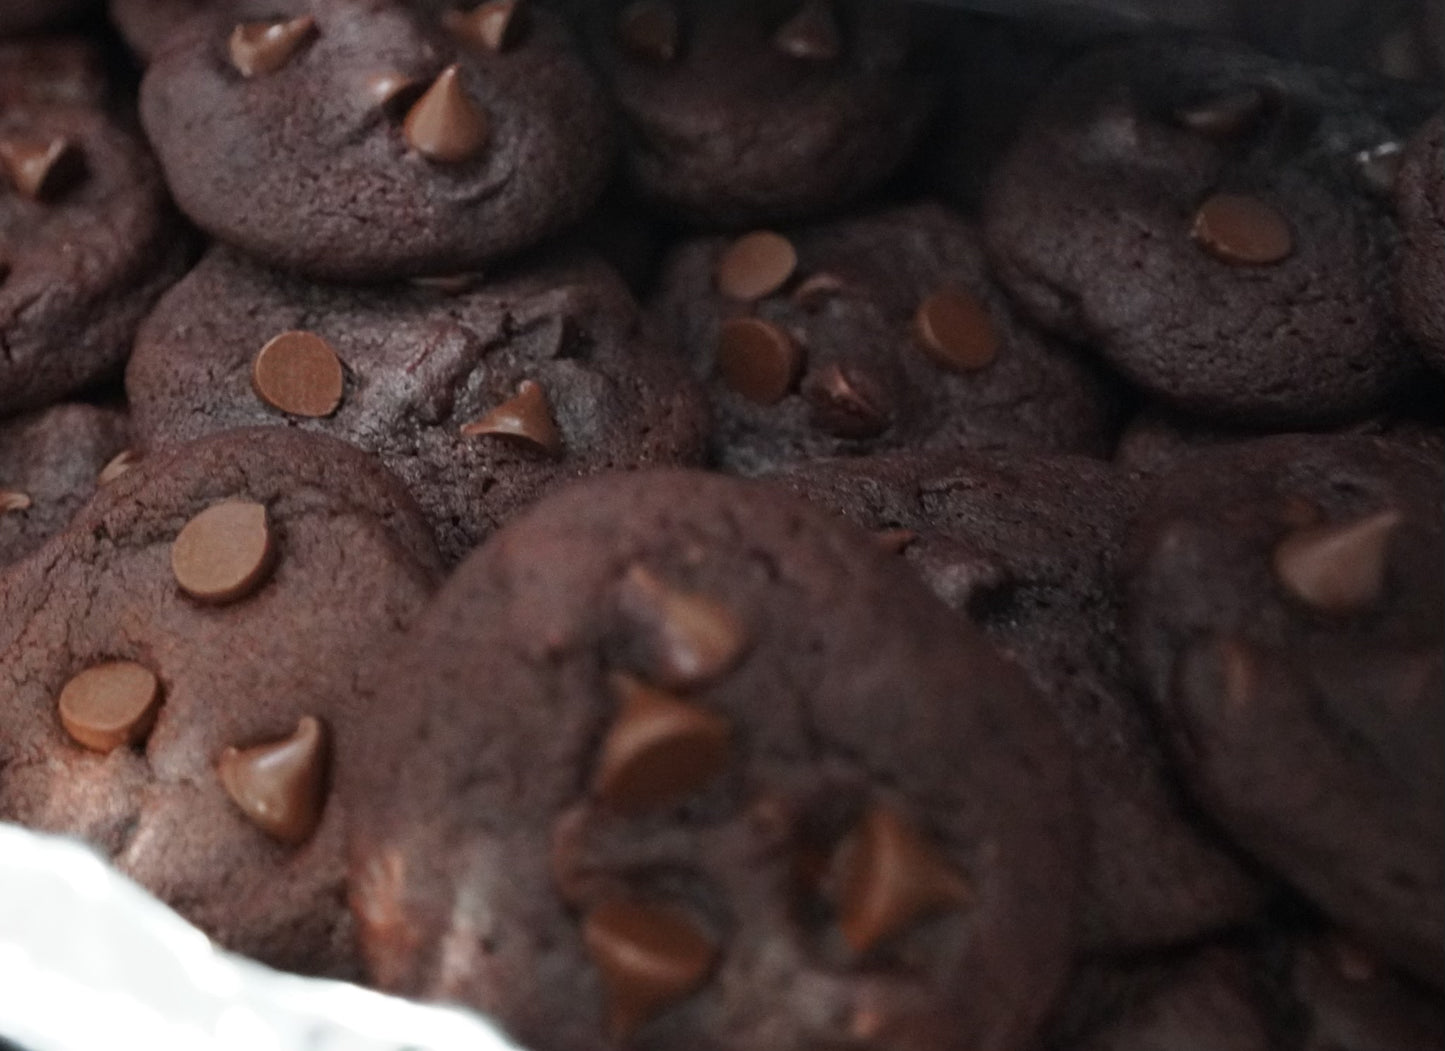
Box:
[97,449,142,487]
[170,500,277,605]
[803,363,889,439]
[404,65,490,163]
[0,136,83,200]
[1174,88,1266,137]
[913,288,1000,372]
[715,231,798,301]
[616,566,749,690]
[446,0,528,53]
[1192,194,1294,265]
[228,17,317,78]
[717,317,804,404]
[773,0,841,62]
[0,489,31,513]
[251,331,345,418]
[582,899,717,1038]
[1273,510,1400,614]
[459,380,564,456]
[217,716,330,845]
[57,661,162,754]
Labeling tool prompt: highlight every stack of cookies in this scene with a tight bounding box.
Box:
[0,3,1441,1050]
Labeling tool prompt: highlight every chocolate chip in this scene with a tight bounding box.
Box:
[802,363,889,439]
[715,231,798,301]
[251,331,345,418]
[57,661,162,754]
[616,565,749,690]
[217,716,329,845]
[1191,194,1293,266]
[791,272,848,310]
[459,380,564,456]
[913,288,999,373]
[582,899,717,1039]
[874,528,917,554]
[0,136,84,200]
[617,0,680,64]
[365,72,426,119]
[228,16,317,78]
[404,65,490,164]
[832,805,972,955]
[96,449,142,487]
[410,270,487,295]
[717,317,804,405]
[0,489,31,513]
[593,673,732,813]
[774,1,841,62]
[446,0,528,53]
[1354,142,1405,196]
[1273,509,1400,615]
[1174,88,1266,137]
[170,500,277,605]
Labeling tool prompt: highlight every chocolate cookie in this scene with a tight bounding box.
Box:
[0,97,190,417]
[0,402,129,570]
[0,428,442,978]
[126,245,706,563]
[0,39,107,106]
[984,37,1435,426]
[771,451,1264,951]
[650,203,1117,474]
[346,469,1081,1051]
[139,0,615,281]
[583,0,936,227]
[1397,112,1445,374]
[1124,435,1445,987]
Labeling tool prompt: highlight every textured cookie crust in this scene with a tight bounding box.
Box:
[0,428,442,978]
[984,37,1434,425]
[1124,435,1444,987]
[1397,112,1445,373]
[140,0,615,280]
[651,203,1117,473]
[127,246,706,563]
[347,469,1081,1051]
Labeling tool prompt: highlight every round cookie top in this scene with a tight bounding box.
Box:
[770,451,1264,951]
[0,402,130,570]
[983,36,1436,426]
[346,469,1081,1051]
[650,202,1117,474]
[583,0,936,227]
[0,97,190,417]
[1123,434,1444,987]
[0,428,442,978]
[126,245,707,563]
[1396,111,1445,373]
[139,0,616,281]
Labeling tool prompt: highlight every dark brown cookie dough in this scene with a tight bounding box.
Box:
[0,39,107,106]
[0,98,190,418]
[582,0,936,227]
[1287,934,1445,1050]
[126,245,707,563]
[139,0,615,281]
[1123,435,1444,987]
[0,402,129,570]
[983,37,1436,426]
[1397,112,1445,374]
[650,202,1117,474]
[771,451,1264,952]
[346,469,1081,1051]
[0,428,442,978]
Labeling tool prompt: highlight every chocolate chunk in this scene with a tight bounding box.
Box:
[170,500,277,605]
[228,16,317,78]
[459,380,564,456]
[593,673,732,813]
[717,318,804,405]
[1174,88,1267,137]
[56,661,163,754]
[617,0,680,65]
[217,716,330,845]
[715,231,797,302]
[1191,194,1294,266]
[1273,510,1400,614]
[913,288,1000,373]
[446,0,528,53]
[96,449,142,487]
[0,136,83,201]
[0,490,32,513]
[773,0,841,62]
[582,899,717,1038]
[802,363,889,439]
[403,65,490,164]
[616,565,749,690]
[251,331,346,419]
[833,805,972,955]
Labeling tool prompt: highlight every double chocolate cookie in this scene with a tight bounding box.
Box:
[583,0,936,227]
[0,428,443,978]
[0,402,130,569]
[1397,112,1444,374]
[139,0,615,280]
[984,37,1435,425]
[346,469,1081,1051]
[773,451,1263,951]
[126,246,706,563]
[651,203,1117,473]
[1124,435,1444,987]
